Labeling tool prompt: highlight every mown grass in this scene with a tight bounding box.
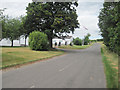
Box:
[58,44,92,49]
[101,44,118,89]
[1,47,64,69]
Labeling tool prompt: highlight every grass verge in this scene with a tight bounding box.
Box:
[101,44,118,88]
[58,44,92,49]
[1,47,64,69]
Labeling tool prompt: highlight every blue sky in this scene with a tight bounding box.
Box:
[0,0,104,40]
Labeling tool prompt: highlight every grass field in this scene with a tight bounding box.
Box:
[101,44,118,88]
[58,44,92,49]
[1,47,64,69]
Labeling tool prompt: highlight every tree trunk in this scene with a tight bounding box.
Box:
[0,38,2,41]
[48,30,53,49]
[49,37,52,48]
[11,40,13,47]
[25,36,27,47]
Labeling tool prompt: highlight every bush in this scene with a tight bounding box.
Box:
[83,33,91,45]
[70,42,73,46]
[90,40,97,42]
[97,39,103,41]
[73,37,82,45]
[29,31,49,51]
[84,40,88,45]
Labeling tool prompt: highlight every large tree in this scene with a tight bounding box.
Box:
[0,8,7,41]
[25,2,79,48]
[83,33,91,45]
[98,2,120,55]
[3,18,21,46]
[20,16,28,46]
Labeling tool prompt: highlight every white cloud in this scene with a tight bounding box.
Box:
[78,0,104,2]
[72,2,103,39]
[0,0,32,17]
[1,0,32,3]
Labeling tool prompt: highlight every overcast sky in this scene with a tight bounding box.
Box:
[0,0,104,40]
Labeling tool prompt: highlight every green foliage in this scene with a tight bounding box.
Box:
[83,33,91,45]
[25,2,79,48]
[2,17,22,46]
[19,15,28,46]
[29,31,49,51]
[0,8,6,21]
[19,16,27,36]
[90,40,97,42]
[69,42,73,46]
[101,48,118,88]
[0,9,8,41]
[0,8,6,40]
[97,39,103,41]
[73,37,82,46]
[98,2,120,55]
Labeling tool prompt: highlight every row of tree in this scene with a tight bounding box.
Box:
[1,2,79,48]
[73,33,91,46]
[0,8,27,46]
[2,16,22,46]
[98,2,120,55]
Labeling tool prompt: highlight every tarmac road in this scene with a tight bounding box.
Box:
[2,43,106,88]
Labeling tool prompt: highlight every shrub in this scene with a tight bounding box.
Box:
[83,33,91,45]
[70,42,73,46]
[29,31,49,51]
[73,37,82,45]
[97,39,103,41]
[84,40,88,45]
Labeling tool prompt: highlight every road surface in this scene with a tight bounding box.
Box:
[2,43,106,88]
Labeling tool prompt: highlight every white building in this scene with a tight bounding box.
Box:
[0,36,29,46]
[52,36,73,45]
[0,36,73,46]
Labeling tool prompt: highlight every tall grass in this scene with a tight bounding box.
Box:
[101,48,118,89]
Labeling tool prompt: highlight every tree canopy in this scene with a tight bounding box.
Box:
[2,17,22,46]
[25,2,79,48]
[73,37,82,46]
[84,33,91,45]
[0,8,6,41]
[98,2,120,55]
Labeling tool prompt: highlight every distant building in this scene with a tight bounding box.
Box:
[52,36,73,45]
[0,36,73,46]
[0,36,29,46]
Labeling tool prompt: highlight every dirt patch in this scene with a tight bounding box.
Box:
[113,66,118,70]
